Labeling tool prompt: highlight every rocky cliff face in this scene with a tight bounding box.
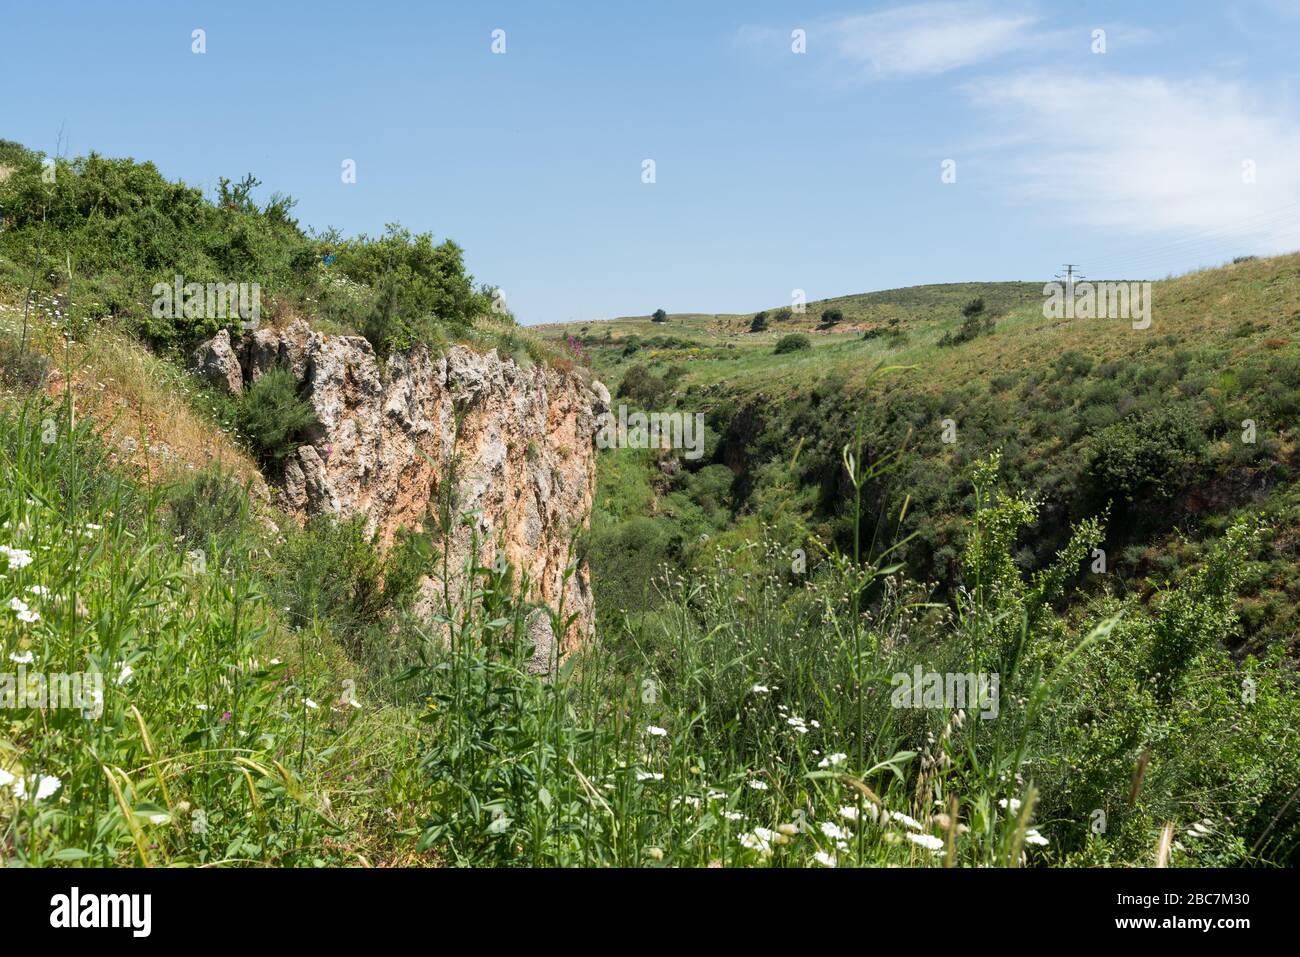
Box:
[194,322,605,661]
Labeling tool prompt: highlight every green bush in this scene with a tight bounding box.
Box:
[332,224,490,357]
[164,466,252,556]
[1085,405,1205,506]
[616,364,673,407]
[774,333,811,354]
[235,368,318,468]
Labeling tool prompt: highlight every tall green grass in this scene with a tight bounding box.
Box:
[2,396,1295,867]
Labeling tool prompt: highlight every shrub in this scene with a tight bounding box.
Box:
[616,364,673,407]
[235,368,318,468]
[749,312,769,333]
[337,224,489,357]
[652,308,668,323]
[1085,405,1205,506]
[774,333,811,354]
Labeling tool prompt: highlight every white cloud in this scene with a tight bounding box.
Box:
[828,2,1044,77]
[966,72,1300,262]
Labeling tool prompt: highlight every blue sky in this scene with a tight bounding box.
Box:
[3,1,1299,324]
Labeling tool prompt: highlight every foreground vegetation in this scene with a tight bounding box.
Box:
[1,388,1295,866]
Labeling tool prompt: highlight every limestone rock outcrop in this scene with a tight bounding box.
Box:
[198,320,604,652]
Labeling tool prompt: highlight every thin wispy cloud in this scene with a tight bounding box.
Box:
[828,2,1044,78]
[966,72,1300,261]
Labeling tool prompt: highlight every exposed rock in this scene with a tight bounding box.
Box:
[192,329,243,395]
[525,608,556,677]
[193,324,599,650]
[590,379,611,414]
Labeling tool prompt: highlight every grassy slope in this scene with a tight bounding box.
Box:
[0,290,264,490]
[547,253,1300,653]
[547,259,1296,400]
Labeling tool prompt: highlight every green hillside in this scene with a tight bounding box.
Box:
[549,253,1300,681]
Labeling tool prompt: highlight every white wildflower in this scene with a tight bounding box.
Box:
[0,545,33,570]
[13,774,61,802]
[820,821,851,841]
[891,811,923,831]
[906,832,945,852]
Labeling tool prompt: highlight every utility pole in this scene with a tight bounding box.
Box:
[1055,264,1085,290]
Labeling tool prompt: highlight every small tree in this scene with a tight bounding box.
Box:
[750,311,769,333]
[652,308,668,323]
[819,307,844,328]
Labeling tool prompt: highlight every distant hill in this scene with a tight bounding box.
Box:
[552,253,1300,656]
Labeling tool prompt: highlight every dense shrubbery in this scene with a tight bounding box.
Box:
[0,143,491,355]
